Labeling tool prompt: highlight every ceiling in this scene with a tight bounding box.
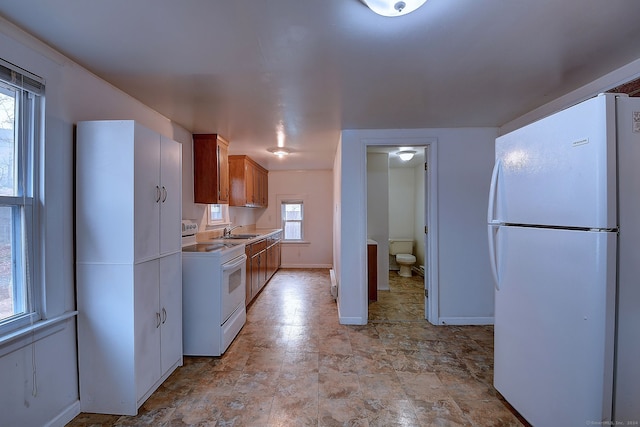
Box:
[2,0,640,170]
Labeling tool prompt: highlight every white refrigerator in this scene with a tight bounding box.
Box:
[487,93,640,426]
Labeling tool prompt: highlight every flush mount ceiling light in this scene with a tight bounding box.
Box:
[397,150,416,161]
[361,0,428,17]
[267,147,291,158]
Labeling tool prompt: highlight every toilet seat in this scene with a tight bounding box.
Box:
[396,254,416,264]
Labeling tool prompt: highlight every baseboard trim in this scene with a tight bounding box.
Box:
[44,400,80,427]
[280,263,332,269]
[437,316,494,326]
[336,300,367,325]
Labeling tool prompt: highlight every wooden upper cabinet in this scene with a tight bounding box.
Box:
[229,155,268,208]
[192,134,229,204]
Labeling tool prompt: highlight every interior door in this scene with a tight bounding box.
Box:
[423,146,429,320]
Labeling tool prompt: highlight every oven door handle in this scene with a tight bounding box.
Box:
[222,253,247,271]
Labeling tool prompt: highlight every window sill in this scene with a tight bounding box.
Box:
[0,311,77,358]
[282,240,311,245]
[206,222,231,230]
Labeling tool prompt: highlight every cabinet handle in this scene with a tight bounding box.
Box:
[162,307,167,324]
[156,312,161,328]
[162,186,167,203]
[155,186,161,203]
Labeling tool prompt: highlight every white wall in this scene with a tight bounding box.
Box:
[389,168,417,238]
[436,130,496,324]
[256,170,333,268]
[0,18,191,427]
[332,137,343,310]
[366,153,390,290]
[336,128,497,325]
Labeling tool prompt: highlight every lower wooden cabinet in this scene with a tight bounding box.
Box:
[245,231,282,306]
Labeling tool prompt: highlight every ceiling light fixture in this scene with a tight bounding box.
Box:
[397,150,416,161]
[268,147,291,158]
[361,0,428,17]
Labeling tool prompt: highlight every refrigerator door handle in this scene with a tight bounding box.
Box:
[487,159,501,224]
[487,159,502,290]
[487,224,500,290]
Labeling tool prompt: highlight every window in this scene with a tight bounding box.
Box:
[0,59,43,335]
[281,201,303,241]
[207,204,228,226]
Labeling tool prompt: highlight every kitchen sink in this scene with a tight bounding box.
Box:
[224,234,260,239]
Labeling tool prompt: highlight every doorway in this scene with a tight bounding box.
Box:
[364,139,438,324]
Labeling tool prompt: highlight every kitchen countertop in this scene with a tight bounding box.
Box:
[199,228,283,245]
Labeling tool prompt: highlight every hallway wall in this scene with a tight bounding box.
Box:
[337,128,496,325]
[366,152,390,291]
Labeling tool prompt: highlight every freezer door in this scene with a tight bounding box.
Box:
[493,94,617,229]
[493,226,616,426]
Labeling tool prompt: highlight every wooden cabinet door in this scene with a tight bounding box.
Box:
[229,155,268,208]
[217,139,229,202]
[245,246,253,304]
[246,161,255,206]
[258,250,268,290]
[257,168,268,207]
[193,134,229,204]
[274,241,281,270]
[250,252,261,299]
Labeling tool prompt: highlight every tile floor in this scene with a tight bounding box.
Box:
[67,268,528,426]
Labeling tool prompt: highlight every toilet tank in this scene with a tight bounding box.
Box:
[389,239,413,255]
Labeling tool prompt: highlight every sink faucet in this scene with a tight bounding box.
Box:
[223,225,242,237]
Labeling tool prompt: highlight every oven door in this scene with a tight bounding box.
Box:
[220,253,247,324]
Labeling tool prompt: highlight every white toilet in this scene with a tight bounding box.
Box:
[389,239,416,277]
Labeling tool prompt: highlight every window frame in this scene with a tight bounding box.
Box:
[280,199,305,242]
[206,203,229,227]
[0,59,43,337]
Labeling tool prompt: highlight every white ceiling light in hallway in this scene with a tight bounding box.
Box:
[268,147,291,158]
[360,0,428,17]
[397,150,416,161]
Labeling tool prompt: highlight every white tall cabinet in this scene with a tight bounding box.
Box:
[75,120,183,415]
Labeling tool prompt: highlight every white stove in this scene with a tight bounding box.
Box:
[181,219,199,247]
[180,219,247,356]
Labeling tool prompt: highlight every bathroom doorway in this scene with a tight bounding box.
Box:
[365,140,438,323]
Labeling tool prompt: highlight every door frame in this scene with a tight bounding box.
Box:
[362,137,439,324]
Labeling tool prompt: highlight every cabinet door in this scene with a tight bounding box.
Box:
[246,161,255,206]
[159,253,182,373]
[258,250,268,290]
[275,241,281,269]
[134,260,161,402]
[266,243,276,279]
[160,136,182,255]
[217,140,229,202]
[245,247,253,304]
[193,134,229,204]
[134,125,161,262]
[257,168,268,207]
[250,252,261,299]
